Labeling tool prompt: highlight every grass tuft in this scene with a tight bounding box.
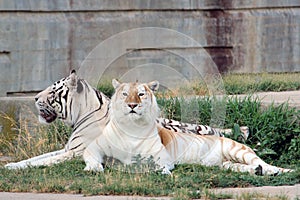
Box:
[224,73,300,95]
[0,111,71,162]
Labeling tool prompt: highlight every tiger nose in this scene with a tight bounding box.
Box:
[128,103,138,109]
[34,95,39,102]
[34,90,44,102]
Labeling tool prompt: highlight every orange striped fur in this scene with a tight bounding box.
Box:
[158,119,293,175]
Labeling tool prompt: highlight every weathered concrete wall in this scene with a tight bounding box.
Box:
[0,0,300,97]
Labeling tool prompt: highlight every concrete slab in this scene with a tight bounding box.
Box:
[235,90,300,109]
[0,192,170,200]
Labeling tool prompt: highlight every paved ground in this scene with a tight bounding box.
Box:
[211,184,300,199]
[0,192,170,200]
[1,184,299,199]
[235,90,300,109]
[1,91,300,199]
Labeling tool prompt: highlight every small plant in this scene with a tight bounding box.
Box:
[224,123,247,143]
[202,189,233,200]
[97,79,115,98]
[103,154,161,174]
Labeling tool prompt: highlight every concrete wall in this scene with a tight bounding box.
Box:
[0,0,300,97]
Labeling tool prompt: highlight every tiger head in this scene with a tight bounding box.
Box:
[34,70,85,125]
[111,79,160,125]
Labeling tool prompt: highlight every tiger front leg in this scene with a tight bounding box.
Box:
[154,147,174,175]
[83,141,105,172]
[83,160,104,172]
[161,164,173,175]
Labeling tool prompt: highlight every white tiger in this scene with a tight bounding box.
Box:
[83,79,174,174]
[5,70,228,169]
[83,79,293,175]
[5,70,110,169]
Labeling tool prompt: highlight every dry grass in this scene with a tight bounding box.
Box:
[0,107,70,162]
[98,73,300,99]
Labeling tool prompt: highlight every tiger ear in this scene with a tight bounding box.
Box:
[112,79,121,89]
[68,70,83,93]
[148,80,159,92]
[70,69,76,75]
[69,70,77,87]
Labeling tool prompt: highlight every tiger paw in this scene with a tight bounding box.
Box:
[262,165,281,176]
[161,167,172,175]
[84,163,104,172]
[254,165,263,176]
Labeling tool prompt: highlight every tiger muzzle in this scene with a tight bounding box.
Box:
[36,101,57,123]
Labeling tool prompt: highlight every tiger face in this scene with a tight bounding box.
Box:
[111,79,160,124]
[34,70,81,124]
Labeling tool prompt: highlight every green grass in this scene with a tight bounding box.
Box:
[0,160,299,198]
[224,73,300,95]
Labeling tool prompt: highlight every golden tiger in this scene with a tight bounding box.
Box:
[83,79,293,175]
[83,79,174,174]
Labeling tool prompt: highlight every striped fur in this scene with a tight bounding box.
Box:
[5,70,110,169]
[156,118,250,140]
[158,127,293,175]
